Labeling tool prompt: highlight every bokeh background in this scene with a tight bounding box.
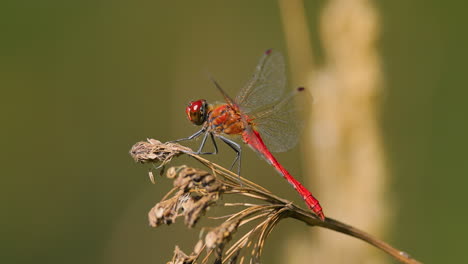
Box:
[2,1,467,263]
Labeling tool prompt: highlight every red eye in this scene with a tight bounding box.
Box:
[185,99,207,126]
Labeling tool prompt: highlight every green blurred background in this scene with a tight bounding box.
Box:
[1,1,467,263]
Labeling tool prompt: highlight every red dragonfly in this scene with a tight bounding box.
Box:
[175,49,324,221]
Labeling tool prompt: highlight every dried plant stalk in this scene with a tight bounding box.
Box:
[129,139,422,264]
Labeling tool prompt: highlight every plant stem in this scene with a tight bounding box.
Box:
[288,208,422,264]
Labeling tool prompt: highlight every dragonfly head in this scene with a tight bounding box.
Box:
[185,99,208,126]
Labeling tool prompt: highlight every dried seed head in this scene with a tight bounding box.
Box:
[193,240,204,255]
[182,195,218,228]
[148,169,155,184]
[166,166,179,179]
[172,167,223,194]
[170,167,224,228]
[148,196,181,227]
[205,220,240,255]
[148,166,225,228]
[129,139,191,164]
[167,246,196,264]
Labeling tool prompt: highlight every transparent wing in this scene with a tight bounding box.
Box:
[251,89,310,153]
[235,49,286,114]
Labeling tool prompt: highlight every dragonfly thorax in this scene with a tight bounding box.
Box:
[186,99,208,126]
[207,104,246,135]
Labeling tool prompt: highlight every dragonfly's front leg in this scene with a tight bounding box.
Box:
[218,135,242,176]
[171,128,218,155]
[170,127,206,143]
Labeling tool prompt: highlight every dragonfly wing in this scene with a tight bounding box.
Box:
[252,89,308,153]
[235,49,286,114]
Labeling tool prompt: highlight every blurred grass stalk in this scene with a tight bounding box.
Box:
[279,0,388,263]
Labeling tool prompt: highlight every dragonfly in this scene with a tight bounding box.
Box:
[174,49,324,221]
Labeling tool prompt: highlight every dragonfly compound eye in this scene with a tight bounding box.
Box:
[185,99,207,126]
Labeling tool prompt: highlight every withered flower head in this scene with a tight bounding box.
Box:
[130,139,191,164]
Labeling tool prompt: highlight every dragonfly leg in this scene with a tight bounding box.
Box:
[209,133,219,154]
[171,128,219,155]
[170,127,206,143]
[195,132,218,155]
[218,135,242,176]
